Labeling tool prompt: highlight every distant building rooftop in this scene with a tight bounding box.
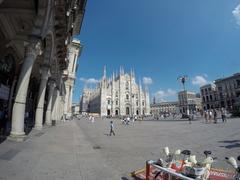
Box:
[178,90,196,95]
[215,73,240,83]
[151,101,178,107]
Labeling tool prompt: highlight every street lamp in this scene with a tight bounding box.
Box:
[177,75,189,116]
[177,75,188,91]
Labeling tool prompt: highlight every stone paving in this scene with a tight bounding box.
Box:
[0,117,239,180]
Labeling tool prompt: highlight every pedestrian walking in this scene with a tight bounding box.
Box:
[204,111,208,123]
[126,116,130,125]
[91,116,95,123]
[121,117,125,125]
[208,110,213,123]
[221,108,227,123]
[213,109,217,124]
[188,115,192,124]
[134,116,138,122]
[109,121,115,136]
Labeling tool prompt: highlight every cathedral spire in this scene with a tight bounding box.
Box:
[113,71,115,80]
[139,78,142,91]
[130,68,135,77]
[119,66,122,75]
[103,65,107,79]
[120,66,125,75]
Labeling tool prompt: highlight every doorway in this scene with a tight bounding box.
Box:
[136,110,139,115]
[126,107,130,115]
[107,109,111,116]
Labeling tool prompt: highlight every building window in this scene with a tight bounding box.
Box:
[142,101,145,106]
[116,100,118,105]
[206,96,209,102]
[116,91,118,97]
[126,94,129,100]
[205,89,208,94]
[237,80,240,87]
[126,81,129,90]
[108,100,111,105]
[136,100,138,106]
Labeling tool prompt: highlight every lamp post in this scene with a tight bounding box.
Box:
[177,75,189,116]
[177,75,188,91]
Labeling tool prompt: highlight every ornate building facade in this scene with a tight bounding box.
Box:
[0,0,87,141]
[63,39,82,119]
[200,73,240,111]
[80,67,151,117]
[150,101,179,115]
[178,90,202,115]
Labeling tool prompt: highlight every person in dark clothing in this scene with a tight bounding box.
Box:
[221,108,227,123]
[188,114,192,124]
[0,109,7,135]
[213,110,217,124]
[109,121,115,136]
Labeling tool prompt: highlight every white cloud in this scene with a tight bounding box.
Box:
[80,77,99,84]
[143,77,153,85]
[233,4,240,25]
[192,75,208,87]
[154,88,177,102]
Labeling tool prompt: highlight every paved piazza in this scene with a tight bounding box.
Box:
[0,117,239,180]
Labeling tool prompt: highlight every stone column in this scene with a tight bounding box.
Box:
[34,66,50,130]
[10,42,41,141]
[53,89,60,121]
[64,85,69,118]
[50,88,57,121]
[69,85,73,115]
[61,96,65,121]
[45,80,56,126]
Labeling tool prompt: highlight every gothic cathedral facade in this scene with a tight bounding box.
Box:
[80,67,150,117]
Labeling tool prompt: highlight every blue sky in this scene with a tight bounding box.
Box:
[73,0,240,103]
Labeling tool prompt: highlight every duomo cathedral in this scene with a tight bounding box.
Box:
[80,67,150,117]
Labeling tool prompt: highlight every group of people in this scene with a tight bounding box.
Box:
[203,108,227,123]
[121,116,138,125]
[88,115,95,123]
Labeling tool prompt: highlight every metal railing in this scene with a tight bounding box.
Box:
[146,160,195,180]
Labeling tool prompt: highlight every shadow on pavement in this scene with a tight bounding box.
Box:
[219,139,240,149]
[0,135,7,144]
[141,119,199,122]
